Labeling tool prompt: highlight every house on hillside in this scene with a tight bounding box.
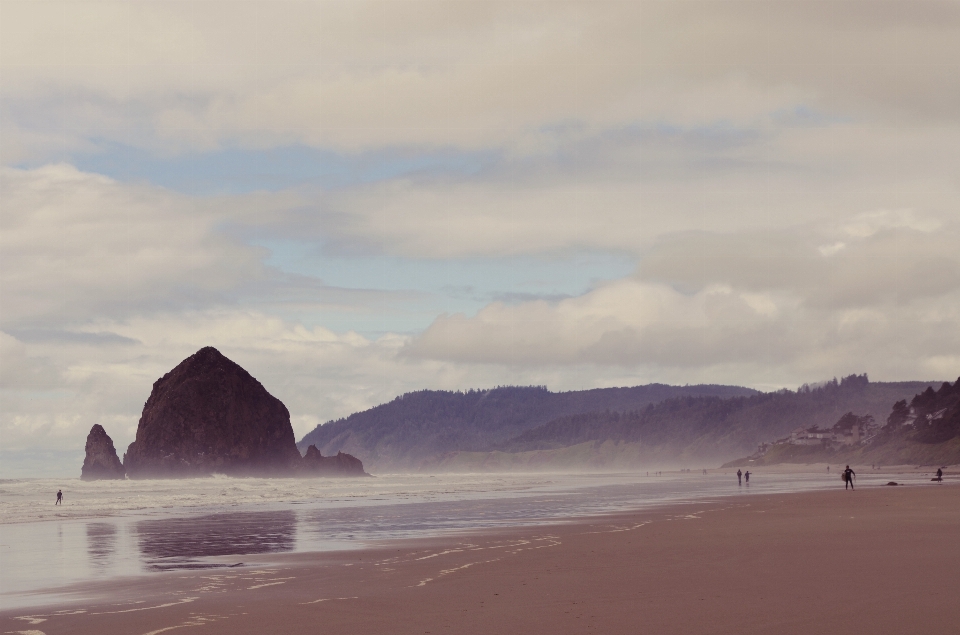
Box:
[789,426,835,446]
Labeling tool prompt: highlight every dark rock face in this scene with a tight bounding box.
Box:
[301,445,367,476]
[81,424,125,480]
[123,347,303,478]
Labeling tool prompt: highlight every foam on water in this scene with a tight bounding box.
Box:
[0,473,553,525]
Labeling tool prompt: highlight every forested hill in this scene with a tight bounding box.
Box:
[299,376,944,471]
[725,376,960,467]
[497,376,941,461]
[297,383,758,469]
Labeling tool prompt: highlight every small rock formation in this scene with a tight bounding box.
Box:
[123,347,303,478]
[301,445,367,476]
[81,424,126,480]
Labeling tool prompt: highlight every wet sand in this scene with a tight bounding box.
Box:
[3,483,958,635]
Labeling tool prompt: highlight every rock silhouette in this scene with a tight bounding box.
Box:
[301,444,367,476]
[123,347,303,478]
[81,424,125,480]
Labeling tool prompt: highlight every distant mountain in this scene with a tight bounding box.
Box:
[300,376,946,471]
[297,383,759,470]
[497,375,940,460]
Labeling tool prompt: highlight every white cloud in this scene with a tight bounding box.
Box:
[405,211,960,376]
[0,164,267,326]
[818,242,846,257]
[3,1,957,161]
[840,209,941,238]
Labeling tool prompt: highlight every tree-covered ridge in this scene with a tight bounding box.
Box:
[297,383,759,469]
[297,376,943,470]
[724,377,960,467]
[884,377,960,444]
[497,375,938,459]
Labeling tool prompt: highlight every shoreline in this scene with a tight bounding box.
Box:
[2,464,953,527]
[3,481,958,634]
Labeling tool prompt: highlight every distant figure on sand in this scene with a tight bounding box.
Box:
[843,465,856,490]
[56,489,62,505]
[827,466,830,473]
[737,469,742,485]
[936,468,943,483]
[745,471,751,483]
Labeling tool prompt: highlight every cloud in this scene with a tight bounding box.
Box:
[311,115,960,259]
[641,212,960,309]
[3,1,957,162]
[0,164,268,327]
[405,211,960,377]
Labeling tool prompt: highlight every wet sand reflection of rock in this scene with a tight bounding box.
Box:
[85,522,118,568]
[135,510,296,570]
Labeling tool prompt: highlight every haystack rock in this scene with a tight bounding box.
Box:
[301,445,367,476]
[123,347,303,478]
[81,424,125,480]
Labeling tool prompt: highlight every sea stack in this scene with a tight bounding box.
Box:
[123,347,303,478]
[81,424,125,480]
[301,444,367,476]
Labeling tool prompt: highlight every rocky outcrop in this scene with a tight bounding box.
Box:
[123,347,303,478]
[81,424,125,480]
[301,445,367,476]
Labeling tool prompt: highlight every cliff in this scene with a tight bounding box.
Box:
[80,424,125,480]
[301,445,367,476]
[123,347,303,478]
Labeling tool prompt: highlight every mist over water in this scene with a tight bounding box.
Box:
[0,470,928,608]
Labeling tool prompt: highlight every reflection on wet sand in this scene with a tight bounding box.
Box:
[136,510,296,570]
[85,523,117,568]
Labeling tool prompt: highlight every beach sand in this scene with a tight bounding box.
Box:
[3,483,957,635]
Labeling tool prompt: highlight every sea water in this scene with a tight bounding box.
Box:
[0,470,926,608]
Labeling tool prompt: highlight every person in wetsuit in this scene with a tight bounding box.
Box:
[56,489,63,505]
[843,465,855,490]
[745,471,750,483]
[936,468,943,483]
[737,469,742,485]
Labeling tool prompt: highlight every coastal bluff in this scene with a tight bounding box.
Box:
[81,424,125,480]
[122,347,366,478]
[302,445,367,476]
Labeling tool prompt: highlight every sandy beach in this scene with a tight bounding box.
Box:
[3,481,957,635]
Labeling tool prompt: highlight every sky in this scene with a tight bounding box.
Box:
[1,1,958,477]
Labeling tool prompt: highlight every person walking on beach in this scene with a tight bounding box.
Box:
[55,489,63,505]
[843,465,855,490]
[737,469,742,485]
[936,468,943,483]
[745,471,751,484]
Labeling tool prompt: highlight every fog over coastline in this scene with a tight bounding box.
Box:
[1,2,959,477]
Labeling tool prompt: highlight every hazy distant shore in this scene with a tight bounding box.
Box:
[3,481,957,634]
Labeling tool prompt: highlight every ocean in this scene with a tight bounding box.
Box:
[0,469,921,609]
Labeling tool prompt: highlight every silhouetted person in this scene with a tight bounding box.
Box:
[737,469,742,485]
[56,489,62,505]
[745,471,751,483]
[827,466,830,473]
[843,465,855,490]
[936,468,943,483]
